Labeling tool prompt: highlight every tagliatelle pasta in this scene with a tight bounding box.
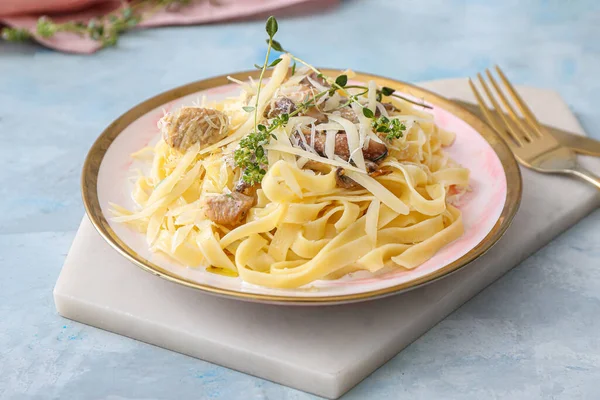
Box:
[111,51,470,289]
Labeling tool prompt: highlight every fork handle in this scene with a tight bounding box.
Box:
[568,165,600,190]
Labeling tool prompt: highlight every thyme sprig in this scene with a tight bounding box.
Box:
[372,116,407,141]
[233,16,289,185]
[1,0,191,48]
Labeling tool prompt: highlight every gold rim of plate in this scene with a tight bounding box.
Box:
[82,69,522,305]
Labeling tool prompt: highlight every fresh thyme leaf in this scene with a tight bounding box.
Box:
[291,61,297,76]
[242,106,255,112]
[3,0,193,49]
[1,27,31,42]
[335,75,348,87]
[266,16,278,38]
[270,39,285,52]
[235,128,272,185]
[362,107,374,118]
[36,17,57,38]
[269,58,282,67]
[390,93,433,109]
[381,87,395,96]
[273,113,290,126]
[238,17,283,184]
[371,116,406,141]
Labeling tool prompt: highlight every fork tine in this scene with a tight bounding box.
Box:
[476,73,525,146]
[495,65,543,137]
[485,69,533,142]
[468,79,513,145]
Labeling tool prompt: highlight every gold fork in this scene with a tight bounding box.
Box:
[469,66,600,190]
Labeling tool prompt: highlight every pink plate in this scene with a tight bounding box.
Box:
[83,70,521,305]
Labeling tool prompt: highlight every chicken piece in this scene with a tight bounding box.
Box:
[297,128,388,162]
[264,97,297,119]
[160,107,229,151]
[335,161,392,188]
[204,192,254,226]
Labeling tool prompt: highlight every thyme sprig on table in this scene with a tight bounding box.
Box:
[1,0,191,48]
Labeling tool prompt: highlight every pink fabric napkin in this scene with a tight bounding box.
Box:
[0,0,338,54]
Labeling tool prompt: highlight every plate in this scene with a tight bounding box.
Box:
[82,69,522,305]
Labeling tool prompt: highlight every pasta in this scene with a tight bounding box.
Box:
[111,53,470,289]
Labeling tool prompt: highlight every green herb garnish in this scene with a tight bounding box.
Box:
[234,16,287,185]
[1,0,190,48]
[362,108,374,118]
[234,127,271,185]
[372,116,407,141]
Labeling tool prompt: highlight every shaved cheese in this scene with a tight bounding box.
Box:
[279,84,305,96]
[345,171,410,215]
[363,134,371,150]
[272,126,295,165]
[131,146,154,161]
[296,66,310,76]
[323,92,341,111]
[310,123,317,152]
[343,69,356,79]
[306,74,329,93]
[376,102,389,118]
[324,130,336,160]
[264,144,366,173]
[288,116,317,127]
[296,126,317,154]
[328,114,366,171]
[367,131,384,144]
[351,102,372,151]
[315,122,344,131]
[296,156,309,168]
[227,76,254,94]
[367,80,377,113]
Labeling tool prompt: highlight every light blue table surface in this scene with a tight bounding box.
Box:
[1,0,599,399]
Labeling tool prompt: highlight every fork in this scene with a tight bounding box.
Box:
[469,66,600,190]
